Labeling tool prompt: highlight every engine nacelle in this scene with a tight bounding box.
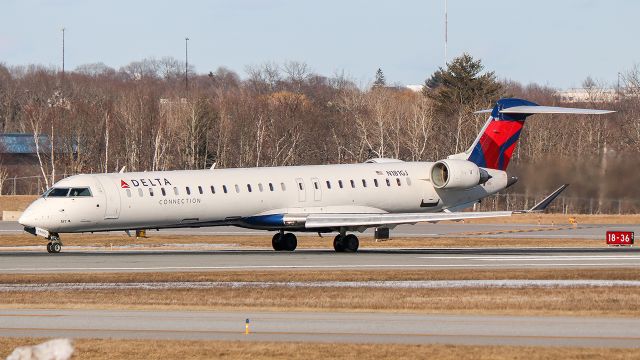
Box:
[430,159,491,189]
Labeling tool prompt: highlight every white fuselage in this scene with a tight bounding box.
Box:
[19,161,509,234]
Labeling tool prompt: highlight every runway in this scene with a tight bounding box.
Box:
[1,309,638,347]
[0,247,638,273]
[1,221,638,239]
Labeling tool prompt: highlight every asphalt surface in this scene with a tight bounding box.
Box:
[1,309,638,347]
[2,221,638,239]
[0,247,639,273]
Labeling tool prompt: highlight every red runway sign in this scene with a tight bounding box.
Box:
[606,231,634,246]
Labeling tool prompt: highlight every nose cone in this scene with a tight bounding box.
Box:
[19,200,41,228]
[18,207,35,227]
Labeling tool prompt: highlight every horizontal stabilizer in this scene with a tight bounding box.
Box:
[499,106,614,115]
[474,106,614,115]
[514,184,569,214]
[304,211,512,229]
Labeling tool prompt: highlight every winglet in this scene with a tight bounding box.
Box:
[515,184,569,214]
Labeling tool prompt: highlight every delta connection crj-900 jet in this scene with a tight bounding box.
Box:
[19,98,613,253]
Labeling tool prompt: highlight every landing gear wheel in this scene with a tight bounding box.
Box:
[50,242,61,253]
[333,235,345,252]
[333,234,359,253]
[343,234,359,252]
[46,243,53,253]
[272,233,284,251]
[282,233,297,251]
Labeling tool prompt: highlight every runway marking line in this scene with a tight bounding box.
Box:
[2,327,640,343]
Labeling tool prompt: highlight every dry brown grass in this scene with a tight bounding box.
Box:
[0,233,607,249]
[3,269,639,316]
[0,337,637,360]
[2,279,640,316]
[1,268,639,283]
[463,213,640,225]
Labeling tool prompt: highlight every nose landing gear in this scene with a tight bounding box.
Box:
[46,234,62,254]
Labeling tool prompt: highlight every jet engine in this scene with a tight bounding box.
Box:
[430,159,491,189]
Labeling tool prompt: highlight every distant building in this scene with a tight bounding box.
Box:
[0,133,50,166]
[556,88,619,103]
[406,84,425,93]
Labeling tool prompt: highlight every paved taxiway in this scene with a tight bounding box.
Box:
[1,309,638,347]
[1,221,638,239]
[0,247,638,273]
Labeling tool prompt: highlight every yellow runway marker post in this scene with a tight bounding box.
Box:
[245,318,250,335]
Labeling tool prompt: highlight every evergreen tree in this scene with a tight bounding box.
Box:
[373,68,386,88]
[422,53,503,114]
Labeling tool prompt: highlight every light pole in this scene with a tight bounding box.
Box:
[185,37,189,92]
[61,27,66,75]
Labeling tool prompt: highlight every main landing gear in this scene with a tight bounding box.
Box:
[333,234,359,253]
[46,234,62,254]
[272,232,297,251]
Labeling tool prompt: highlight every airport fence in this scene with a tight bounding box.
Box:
[2,174,638,214]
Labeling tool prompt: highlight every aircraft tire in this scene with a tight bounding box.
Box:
[46,243,53,253]
[343,234,359,252]
[51,242,62,253]
[333,235,345,252]
[272,233,284,251]
[283,233,297,251]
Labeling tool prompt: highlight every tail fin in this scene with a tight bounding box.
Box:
[452,98,614,171]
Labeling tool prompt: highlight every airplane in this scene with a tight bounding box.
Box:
[18,98,613,253]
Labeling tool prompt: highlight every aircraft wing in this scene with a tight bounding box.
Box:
[303,211,512,229]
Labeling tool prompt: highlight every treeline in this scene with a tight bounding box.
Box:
[0,55,639,213]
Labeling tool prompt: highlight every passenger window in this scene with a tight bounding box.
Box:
[161,187,166,196]
[269,183,274,191]
[186,187,191,195]
[362,179,367,187]
[350,180,355,188]
[149,188,154,196]
[258,183,264,192]
[174,187,179,195]
[396,178,402,186]
[374,179,379,187]
[326,181,331,189]
[298,182,304,190]
[313,182,319,190]
[198,186,203,194]
[69,188,91,197]
[235,184,240,193]
[210,185,215,194]
[338,180,343,189]
[406,177,412,186]
[281,183,286,191]
[126,189,132,198]
[138,188,144,197]
[247,184,252,192]
[223,185,228,194]
[386,178,391,187]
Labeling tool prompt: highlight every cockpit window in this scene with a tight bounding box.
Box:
[69,187,92,197]
[46,188,70,197]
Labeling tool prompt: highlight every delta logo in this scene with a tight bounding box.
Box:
[120,178,172,189]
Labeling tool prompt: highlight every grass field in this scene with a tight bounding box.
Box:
[1,337,638,360]
[2,269,639,316]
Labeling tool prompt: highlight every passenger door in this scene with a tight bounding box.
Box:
[96,177,121,219]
